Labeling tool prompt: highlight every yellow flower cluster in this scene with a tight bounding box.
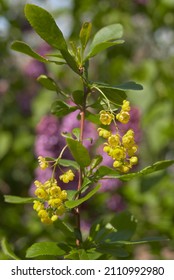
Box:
[33,178,67,224]
[59,169,75,183]
[116,100,130,124]
[38,156,48,170]
[98,100,138,173]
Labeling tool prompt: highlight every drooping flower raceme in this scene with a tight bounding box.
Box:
[98,100,139,173]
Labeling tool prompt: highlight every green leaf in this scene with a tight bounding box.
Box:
[87,40,124,58]
[72,128,80,140]
[65,249,89,260]
[58,159,79,170]
[114,81,143,91]
[72,90,84,106]
[92,84,127,106]
[87,24,123,58]
[90,155,103,170]
[95,160,174,181]
[96,243,129,258]
[11,41,49,63]
[24,4,79,74]
[26,242,65,258]
[51,100,77,117]
[80,22,92,51]
[4,195,34,204]
[108,211,137,241]
[1,238,20,260]
[65,184,100,208]
[37,75,60,92]
[66,138,91,168]
[54,219,74,237]
[25,4,67,51]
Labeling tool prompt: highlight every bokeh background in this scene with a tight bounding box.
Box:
[0,0,174,259]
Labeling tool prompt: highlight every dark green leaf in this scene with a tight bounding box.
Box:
[11,41,49,63]
[87,24,123,58]
[37,75,60,92]
[80,22,92,51]
[54,219,74,237]
[114,81,143,91]
[4,195,34,204]
[108,211,137,241]
[66,138,91,167]
[96,243,129,258]
[1,238,20,260]
[92,84,127,106]
[24,4,79,74]
[51,100,77,117]
[58,159,79,170]
[26,242,65,258]
[25,4,67,50]
[72,90,84,106]
[65,184,100,208]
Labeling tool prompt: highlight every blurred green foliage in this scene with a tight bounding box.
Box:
[0,0,174,259]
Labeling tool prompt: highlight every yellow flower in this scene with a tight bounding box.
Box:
[127,145,138,156]
[51,215,58,222]
[99,110,114,125]
[60,190,68,200]
[98,128,111,138]
[122,100,130,112]
[111,147,126,161]
[108,134,120,148]
[130,156,138,165]
[48,198,62,208]
[116,111,130,124]
[33,200,44,212]
[38,156,48,170]
[59,170,75,183]
[35,187,48,200]
[50,186,61,197]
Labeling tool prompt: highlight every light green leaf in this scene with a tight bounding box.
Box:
[51,100,77,117]
[65,184,100,208]
[1,238,20,260]
[80,22,92,51]
[26,242,65,258]
[66,138,91,168]
[37,75,60,92]
[96,160,174,181]
[87,24,123,58]
[72,128,80,140]
[4,195,34,204]
[87,40,124,58]
[58,159,79,170]
[90,155,103,170]
[11,41,49,63]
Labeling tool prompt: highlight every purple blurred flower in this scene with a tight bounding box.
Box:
[106,194,126,212]
[35,115,63,158]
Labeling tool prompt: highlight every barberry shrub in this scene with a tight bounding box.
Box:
[3,4,174,259]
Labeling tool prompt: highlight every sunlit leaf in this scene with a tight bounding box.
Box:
[26,242,65,258]
[65,184,100,208]
[11,41,49,63]
[80,22,92,51]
